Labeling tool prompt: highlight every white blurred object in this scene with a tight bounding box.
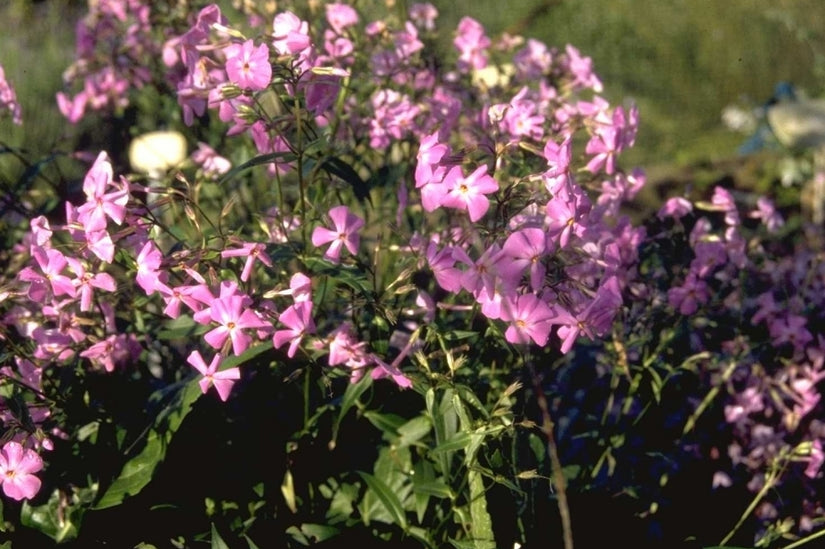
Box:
[128,130,187,179]
[722,104,758,134]
[766,97,825,150]
[765,85,825,224]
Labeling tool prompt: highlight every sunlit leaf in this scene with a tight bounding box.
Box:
[211,523,230,549]
[358,472,408,531]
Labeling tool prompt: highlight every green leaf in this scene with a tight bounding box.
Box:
[21,488,84,542]
[218,151,297,185]
[319,157,370,203]
[396,415,432,447]
[93,379,202,510]
[363,411,406,436]
[211,523,230,549]
[467,470,495,549]
[297,523,341,543]
[358,472,408,531]
[430,431,473,455]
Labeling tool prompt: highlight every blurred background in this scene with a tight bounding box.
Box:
[2,0,824,188]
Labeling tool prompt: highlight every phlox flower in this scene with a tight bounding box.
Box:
[221,241,272,282]
[0,64,23,125]
[667,273,709,316]
[500,293,555,346]
[453,243,505,298]
[224,39,272,91]
[204,294,271,356]
[564,44,603,92]
[135,240,163,294]
[513,39,552,80]
[554,277,623,353]
[409,3,438,31]
[18,246,77,301]
[454,17,490,73]
[750,197,784,233]
[441,165,498,222]
[543,137,573,192]
[415,131,449,188]
[272,301,316,358]
[426,240,463,293]
[0,441,43,501]
[80,333,141,373]
[154,282,200,319]
[769,313,813,353]
[311,206,364,263]
[272,273,312,302]
[66,257,117,312]
[501,227,550,292]
[76,152,129,232]
[192,142,231,177]
[30,216,53,247]
[545,191,587,249]
[272,11,312,66]
[585,126,620,175]
[328,322,369,369]
[369,355,413,389]
[325,3,359,34]
[186,350,240,402]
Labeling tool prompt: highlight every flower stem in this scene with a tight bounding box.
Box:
[528,361,574,549]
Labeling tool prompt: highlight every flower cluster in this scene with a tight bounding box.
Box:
[0,63,22,125]
[8,1,823,547]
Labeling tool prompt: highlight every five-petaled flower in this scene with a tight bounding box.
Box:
[0,441,43,501]
[311,206,364,263]
[224,39,272,91]
[186,350,240,401]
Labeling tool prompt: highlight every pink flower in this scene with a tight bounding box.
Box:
[224,39,272,91]
[501,227,549,292]
[0,441,43,501]
[415,131,449,188]
[272,301,316,358]
[18,246,77,300]
[76,152,129,232]
[192,142,231,177]
[658,196,693,220]
[204,294,271,356]
[0,64,23,125]
[187,350,240,401]
[441,165,498,222]
[311,206,364,263]
[221,241,272,282]
[66,257,116,312]
[325,3,359,34]
[667,274,709,315]
[454,17,490,73]
[272,11,312,59]
[135,240,163,294]
[500,293,555,346]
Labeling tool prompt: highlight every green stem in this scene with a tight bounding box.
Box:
[782,526,825,549]
[719,459,786,546]
[528,361,574,549]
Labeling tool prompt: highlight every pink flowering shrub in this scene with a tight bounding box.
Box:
[0,1,823,548]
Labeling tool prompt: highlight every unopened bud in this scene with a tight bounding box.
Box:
[236,104,260,123]
[220,83,243,100]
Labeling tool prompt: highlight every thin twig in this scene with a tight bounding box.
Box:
[528,361,574,549]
